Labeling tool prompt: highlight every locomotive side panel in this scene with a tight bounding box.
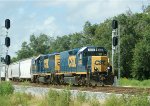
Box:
[55,55,60,72]
[60,49,79,74]
[49,55,55,73]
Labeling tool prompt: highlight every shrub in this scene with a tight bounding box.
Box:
[0,81,14,96]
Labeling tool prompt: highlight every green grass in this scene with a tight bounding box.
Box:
[0,81,14,96]
[0,81,150,106]
[119,78,150,87]
[39,89,71,106]
[104,93,150,106]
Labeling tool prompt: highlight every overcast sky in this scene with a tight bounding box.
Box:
[0,0,150,57]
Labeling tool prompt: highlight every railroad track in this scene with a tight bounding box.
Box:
[12,81,150,95]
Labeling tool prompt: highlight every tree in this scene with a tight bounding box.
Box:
[50,35,71,52]
[30,34,52,55]
[16,42,33,60]
[132,37,150,80]
[83,21,98,45]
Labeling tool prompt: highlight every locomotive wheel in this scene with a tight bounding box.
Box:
[36,76,39,84]
[51,74,55,84]
[104,74,114,85]
[59,75,64,85]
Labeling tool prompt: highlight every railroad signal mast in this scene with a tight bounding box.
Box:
[112,20,120,85]
[5,19,11,81]
[0,19,11,82]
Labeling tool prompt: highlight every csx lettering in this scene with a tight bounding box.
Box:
[95,60,105,65]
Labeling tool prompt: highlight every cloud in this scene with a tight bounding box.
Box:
[36,0,87,8]
[27,16,61,36]
[0,0,150,57]
[18,7,24,15]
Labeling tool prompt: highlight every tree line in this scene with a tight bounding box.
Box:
[12,6,150,80]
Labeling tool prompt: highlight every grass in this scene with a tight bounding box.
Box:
[104,93,150,106]
[38,89,71,106]
[0,81,150,106]
[0,81,14,96]
[119,78,150,87]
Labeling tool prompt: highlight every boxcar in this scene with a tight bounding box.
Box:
[0,65,6,80]
[20,58,33,80]
[11,62,20,80]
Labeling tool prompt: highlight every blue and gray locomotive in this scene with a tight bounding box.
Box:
[31,46,114,86]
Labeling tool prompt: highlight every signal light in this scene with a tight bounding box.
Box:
[5,19,10,29]
[5,37,10,47]
[113,37,118,46]
[5,55,11,65]
[112,20,118,29]
[1,57,5,63]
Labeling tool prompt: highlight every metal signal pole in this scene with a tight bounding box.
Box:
[118,25,121,81]
[5,19,11,81]
[0,27,5,82]
[112,20,119,86]
[112,30,115,74]
[0,40,2,82]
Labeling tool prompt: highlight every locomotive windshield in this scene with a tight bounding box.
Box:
[83,51,106,57]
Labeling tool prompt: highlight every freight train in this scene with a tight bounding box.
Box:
[0,46,114,86]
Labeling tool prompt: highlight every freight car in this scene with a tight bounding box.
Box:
[32,46,114,86]
[1,58,34,81]
[0,64,6,80]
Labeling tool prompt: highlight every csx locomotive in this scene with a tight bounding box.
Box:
[31,46,114,86]
[0,46,114,86]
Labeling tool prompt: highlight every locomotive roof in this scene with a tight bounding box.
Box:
[35,53,60,60]
[77,46,107,55]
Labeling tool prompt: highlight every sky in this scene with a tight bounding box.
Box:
[0,0,150,57]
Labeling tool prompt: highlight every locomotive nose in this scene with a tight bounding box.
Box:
[91,56,108,73]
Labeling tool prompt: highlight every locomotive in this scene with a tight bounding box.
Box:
[0,46,114,86]
[31,46,114,86]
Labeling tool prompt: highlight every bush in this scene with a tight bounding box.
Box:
[0,81,14,96]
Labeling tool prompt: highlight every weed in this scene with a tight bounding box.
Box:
[119,78,150,87]
[0,81,14,96]
[104,93,150,106]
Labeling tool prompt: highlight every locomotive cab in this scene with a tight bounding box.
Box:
[77,47,108,72]
[77,47,113,85]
